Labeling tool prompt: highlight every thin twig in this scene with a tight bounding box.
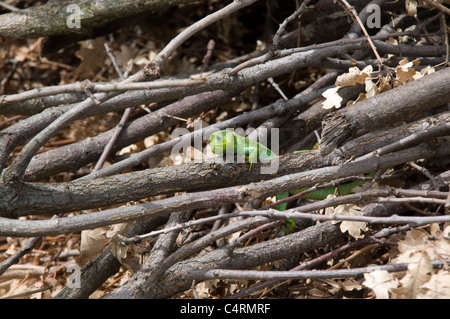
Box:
[92,43,130,173]
[0,1,18,11]
[271,0,312,51]
[295,0,302,47]
[0,59,17,95]
[118,187,447,246]
[239,204,449,225]
[339,0,384,69]
[231,29,419,74]
[201,39,216,74]
[267,77,288,100]
[1,87,122,181]
[355,121,450,161]
[119,209,243,245]
[421,0,450,16]
[261,174,377,211]
[0,237,41,276]
[231,0,312,75]
[104,43,124,79]
[146,0,261,78]
[142,211,191,277]
[1,285,53,299]
[439,13,449,67]
[228,224,412,298]
[408,161,439,190]
[140,215,271,281]
[446,191,450,211]
[1,78,205,105]
[190,259,448,282]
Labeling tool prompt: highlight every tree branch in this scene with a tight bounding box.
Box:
[319,67,450,155]
[188,259,448,282]
[0,0,205,38]
[1,112,448,217]
[1,142,449,236]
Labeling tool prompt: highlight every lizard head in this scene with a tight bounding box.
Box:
[210,130,236,155]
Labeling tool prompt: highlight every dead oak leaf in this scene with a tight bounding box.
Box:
[326,204,367,239]
[363,270,398,299]
[417,269,450,299]
[394,59,420,85]
[322,87,342,109]
[335,65,372,87]
[75,37,108,79]
[390,251,433,299]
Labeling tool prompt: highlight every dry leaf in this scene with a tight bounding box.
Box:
[341,278,363,291]
[391,251,433,299]
[78,223,127,265]
[322,87,342,109]
[325,65,374,109]
[144,135,160,148]
[394,228,450,264]
[413,65,435,80]
[78,227,108,265]
[195,280,219,299]
[393,228,427,263]
[405,0,418,15]
[347,92,367,106]
[330,204,367,239]
[340,220,367,239]
[387,37,398,45]
[322,278,362,292]
[378,76,392,93]
[395,59,420,85]
[417,269,450,299]
[74,37,108,79]
[185,146,204,161]
[406,0,450,15]
[335,66,372,87]
[110,241,128,262]
[363,270,398,299]
[113,44,138,69]
[117,143,142,156]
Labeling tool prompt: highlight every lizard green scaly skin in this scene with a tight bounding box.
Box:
[210,129,368,205]
[210,129,276,165]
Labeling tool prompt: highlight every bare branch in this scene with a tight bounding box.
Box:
[188,259,448,282]
[1,143,449,237]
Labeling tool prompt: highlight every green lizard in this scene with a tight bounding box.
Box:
[210,129,276,167]
[209,129,369,212]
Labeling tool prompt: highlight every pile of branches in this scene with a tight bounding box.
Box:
[0,0,449,299]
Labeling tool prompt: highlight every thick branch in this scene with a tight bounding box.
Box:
[0,0,204,38]
[24,89,240,181]
[0,44,352,176]
[319,67,450,156]
[103,221,344,298]
[1,112,448,217]
[1,141,449,236]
